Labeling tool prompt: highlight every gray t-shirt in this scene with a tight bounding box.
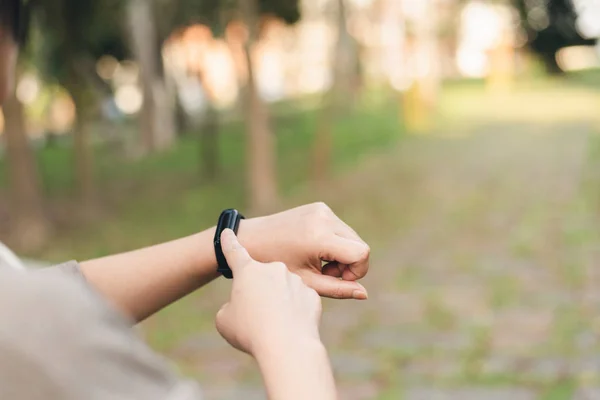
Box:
[0,262,203,399]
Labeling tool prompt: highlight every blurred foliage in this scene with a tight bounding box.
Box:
[32,0,128,82]
[0,95,401,261]
[156,0,300,38]
[513,0,596,73]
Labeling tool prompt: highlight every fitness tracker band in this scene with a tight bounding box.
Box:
[214,209,245,279]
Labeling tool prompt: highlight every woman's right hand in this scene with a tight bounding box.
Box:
[215,229,323,357]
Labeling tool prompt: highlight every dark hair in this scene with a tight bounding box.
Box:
[0,0,30,44]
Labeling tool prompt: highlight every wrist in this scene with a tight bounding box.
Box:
[254,335,335,400]
[188,227,219,280]
[201,214,262,280]
[237,217,264,261]
[252,330,324,363]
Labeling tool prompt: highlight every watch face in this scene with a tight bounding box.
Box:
[215,209,244,279]
[216,209,236,235]
[216,209,244,236]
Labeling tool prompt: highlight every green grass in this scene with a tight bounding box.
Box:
[144,297,215,353]
[0,99,402,261]
[564,68,600,90]
[539,381,577,400]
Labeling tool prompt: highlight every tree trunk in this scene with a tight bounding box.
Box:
[3,92,50,252]
[196,72,220,183]
[312,106,334,185]
[200,105,219,182]
[127,0,176,154]
[73,112,94,209]
[312,0,356,184]
[69,87,96,213]
[331,0,358,107]
[239,0,278,213]
[541,51,564,75]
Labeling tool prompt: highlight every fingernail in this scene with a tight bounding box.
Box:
[352,290,368,300]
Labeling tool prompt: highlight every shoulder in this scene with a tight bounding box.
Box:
[0,269,200,400]
[0,268,129,366]
[0,267,115,330]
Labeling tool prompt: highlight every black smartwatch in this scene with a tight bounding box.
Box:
[214,209,245,279]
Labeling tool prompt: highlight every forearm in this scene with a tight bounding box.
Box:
[255,337,337,400]
[80,227,218,323]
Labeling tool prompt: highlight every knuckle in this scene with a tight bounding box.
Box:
[313,201,328,209]
[359,244,371,260]
[313,202,331,216]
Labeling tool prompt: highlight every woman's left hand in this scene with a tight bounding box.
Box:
[238,202,370,300]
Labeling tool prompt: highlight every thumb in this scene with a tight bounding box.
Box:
[221,229,253,273]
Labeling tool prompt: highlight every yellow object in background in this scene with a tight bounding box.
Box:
[402,82,433,134]
[486,28,515,95]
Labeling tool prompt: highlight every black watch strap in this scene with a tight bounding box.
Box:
[214,209,245,279]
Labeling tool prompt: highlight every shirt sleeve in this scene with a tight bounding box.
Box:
[35,260,87,282]
[0,270,203,400]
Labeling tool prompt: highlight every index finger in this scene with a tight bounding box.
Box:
[332,219,370,280]
[342,248,370,281]
[221,229,253,272]
[320,235,370,281]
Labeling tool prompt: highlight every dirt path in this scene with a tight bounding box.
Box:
[191,119,600,399]
[323,121,600,399]
[157,76,600,400]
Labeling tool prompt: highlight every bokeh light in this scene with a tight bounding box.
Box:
[96,55,120,81]
[48,91,76,134]
[557,45,600,71]
[16,74,41,105]
[113,61,140,87]
[115,84,144,115]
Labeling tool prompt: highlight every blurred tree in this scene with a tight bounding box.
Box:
[169,0,300,211]
[195,50,221,182]
[156,0,300,194]
[127,0,176,154]
[168,17,223,183]
[34,0,126,212]
[312,0,359,185]
[2,89,50,252]
[513,0,596,74]
[229,0,301,212]
[237,0,277,212]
